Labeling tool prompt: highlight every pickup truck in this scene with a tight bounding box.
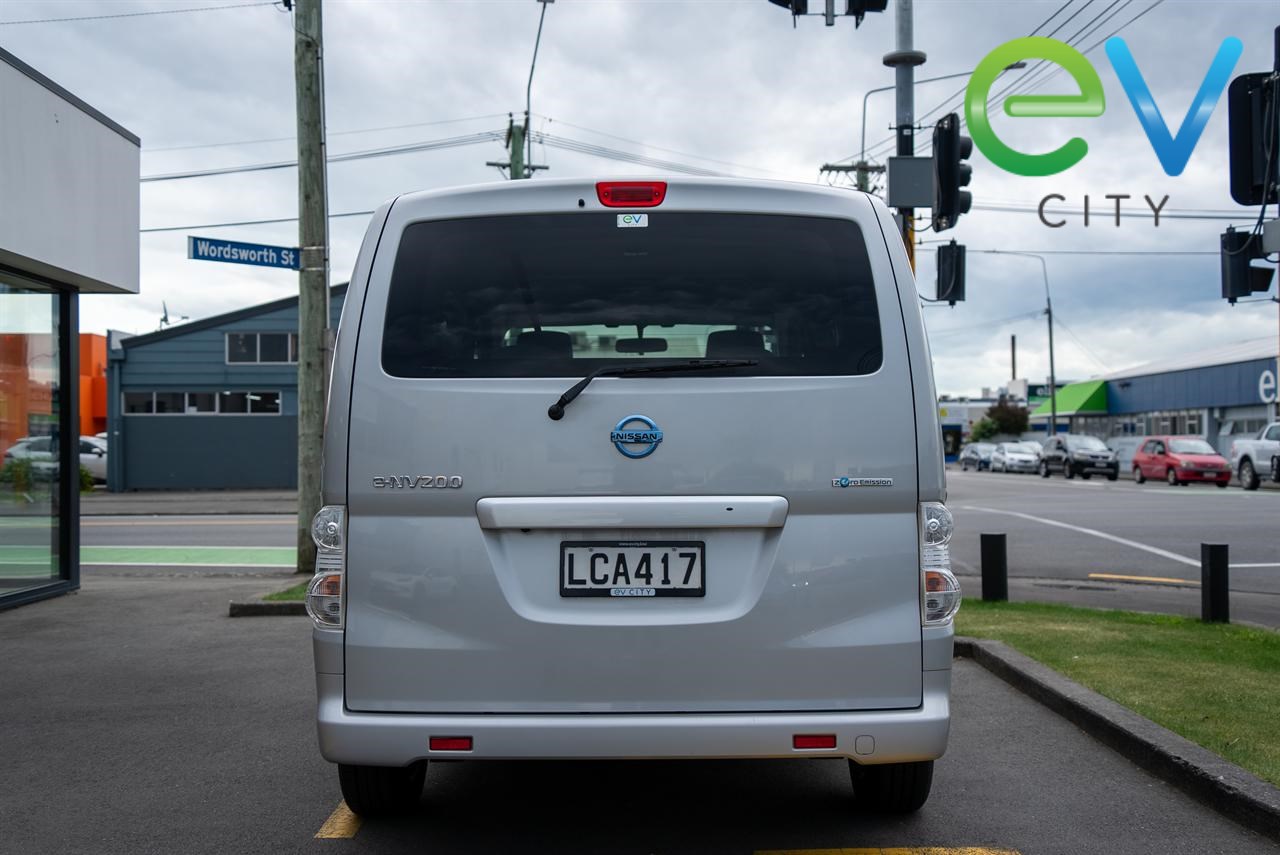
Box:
[1229,422,1280,490]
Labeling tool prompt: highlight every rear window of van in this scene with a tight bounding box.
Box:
[381,213,883,378]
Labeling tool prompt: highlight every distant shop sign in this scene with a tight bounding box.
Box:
[187,236,299,270]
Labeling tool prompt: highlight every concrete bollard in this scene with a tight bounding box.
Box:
[1200,543,1230,623]
[980,533,1008,602]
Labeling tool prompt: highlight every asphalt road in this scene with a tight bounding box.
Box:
[2,572,1275,855]
[947,468,1280,626]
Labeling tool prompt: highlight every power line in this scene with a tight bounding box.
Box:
[0,1,275,26]
[532,132,734,177]
[145,114,512,152]
[535,114,787,175]
[139,209,375,234]
[918,246,1219,255]
[140,130,505,182]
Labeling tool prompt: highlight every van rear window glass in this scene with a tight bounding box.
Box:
[381,213,883,378]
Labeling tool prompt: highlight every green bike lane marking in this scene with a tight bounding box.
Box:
[0,545,296,569]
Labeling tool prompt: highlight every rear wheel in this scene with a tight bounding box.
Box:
[338,762,427,817]
[1272,456,1280,483]
[1166,468,1179,486]
[1081,473,1092,480]
[1133,466,1145,483]
[1239,459,1259,491]
[1064,464,1075,480]
[1040,461,1050,478]
[850,760,933,814]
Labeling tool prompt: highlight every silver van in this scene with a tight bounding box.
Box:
[307,177,959,816]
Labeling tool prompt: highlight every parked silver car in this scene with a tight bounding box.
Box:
[307,178,959,817]
[3,435,107,482]
[991,441,1040,473]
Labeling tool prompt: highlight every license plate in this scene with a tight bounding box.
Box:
[559,541,705,598]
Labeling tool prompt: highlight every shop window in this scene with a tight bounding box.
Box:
[124,392,154,414]
[186,392,217,413]
[249,391,280,414]
[154,392,184,414]
[218,392,249,413]
[226,332,297,364]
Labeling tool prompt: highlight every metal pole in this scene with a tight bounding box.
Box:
[894,0,915,269]
[1200,543,1230,623]
[293,0,329,573]
[980,533,1008,602]
[525,0,551,176]
[1044,260,1058,436]
[1011,334,1017,380]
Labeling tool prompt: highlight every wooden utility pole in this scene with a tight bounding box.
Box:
[292,0,329,573]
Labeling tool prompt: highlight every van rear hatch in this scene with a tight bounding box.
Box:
[343,195,922,714]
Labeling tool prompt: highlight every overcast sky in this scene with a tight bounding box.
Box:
[3,0,1277,395]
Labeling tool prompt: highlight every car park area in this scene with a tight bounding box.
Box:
[3,568,1277,854]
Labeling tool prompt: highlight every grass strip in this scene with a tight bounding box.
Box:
[264,581,309,602]
[957,600,1280,787]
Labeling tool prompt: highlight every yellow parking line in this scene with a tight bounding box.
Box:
[756,849,1020,855]
[315,801,361,839]
[1088,572,1198,586]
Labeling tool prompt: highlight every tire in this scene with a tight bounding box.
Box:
[1040,461,1050,478]
[1133,466,1145,484]
[1166,468,1179,486]
[961,461,969,472]
[1240,459,1259,491]
[850,760,933,814]
[1216,481,1228,489]
[1064,463,1075,480]
[1081,473,1092,480]
[1107,471,1118,482]
[1272,456,1280,484]
[338,762,427,817]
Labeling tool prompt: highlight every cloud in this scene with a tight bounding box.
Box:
[4,0,1274,394]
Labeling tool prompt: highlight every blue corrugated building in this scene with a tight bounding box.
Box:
[106,285,346,490]
[1028,337,1277,457]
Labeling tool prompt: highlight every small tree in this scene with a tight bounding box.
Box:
[986,400,1030,436]
[969,418,998,442]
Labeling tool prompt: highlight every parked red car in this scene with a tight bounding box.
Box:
[1131,436,1231,487]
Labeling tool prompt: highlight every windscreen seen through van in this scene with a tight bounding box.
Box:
[381,213,882,377]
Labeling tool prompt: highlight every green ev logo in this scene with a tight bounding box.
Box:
[965,35,1243,177]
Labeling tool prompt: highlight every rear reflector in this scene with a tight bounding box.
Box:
[429,736,473,752]
[793,734,837,750]
[596,181,667,207]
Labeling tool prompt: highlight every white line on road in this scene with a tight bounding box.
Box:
[959,505,1200,567]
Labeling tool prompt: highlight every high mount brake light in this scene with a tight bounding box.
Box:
[596,181,667,207]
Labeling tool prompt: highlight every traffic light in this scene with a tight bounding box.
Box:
[846,1,888,25]
[1227,71,1278,206]
[767,0,808,12]
[932,113,973,232]
[937,241,966,305]
[1221,228,1276,304]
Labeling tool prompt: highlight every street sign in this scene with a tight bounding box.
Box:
[187,236,300,270]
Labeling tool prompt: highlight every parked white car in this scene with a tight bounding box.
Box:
[991,441,1040,473]
[3,435,108,482]
[1229,422,1280,490]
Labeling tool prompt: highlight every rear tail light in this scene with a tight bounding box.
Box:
[596,181,667,207]
[920,502,961,625]
[306,505,346,629]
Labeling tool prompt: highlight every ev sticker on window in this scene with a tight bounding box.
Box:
[617,214,648,228]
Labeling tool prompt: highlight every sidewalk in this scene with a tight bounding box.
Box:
[81,489,297,516]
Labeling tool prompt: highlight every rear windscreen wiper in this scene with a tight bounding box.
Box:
[547,359,759,421]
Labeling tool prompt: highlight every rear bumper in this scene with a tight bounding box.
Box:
[315,669,951,766]
[1175,469,1230,482]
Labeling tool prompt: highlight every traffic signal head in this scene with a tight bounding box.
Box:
[936,241,966,305]
[767,0,808,13]
[1221,228,1276,303]
[933,113,974,232]
[846,0,888,24]
[1227,71,1279,206]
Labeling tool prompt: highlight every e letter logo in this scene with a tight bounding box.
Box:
[966,37,1105,178]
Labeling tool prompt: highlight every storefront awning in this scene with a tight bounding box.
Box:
[1030,380,1108,418]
